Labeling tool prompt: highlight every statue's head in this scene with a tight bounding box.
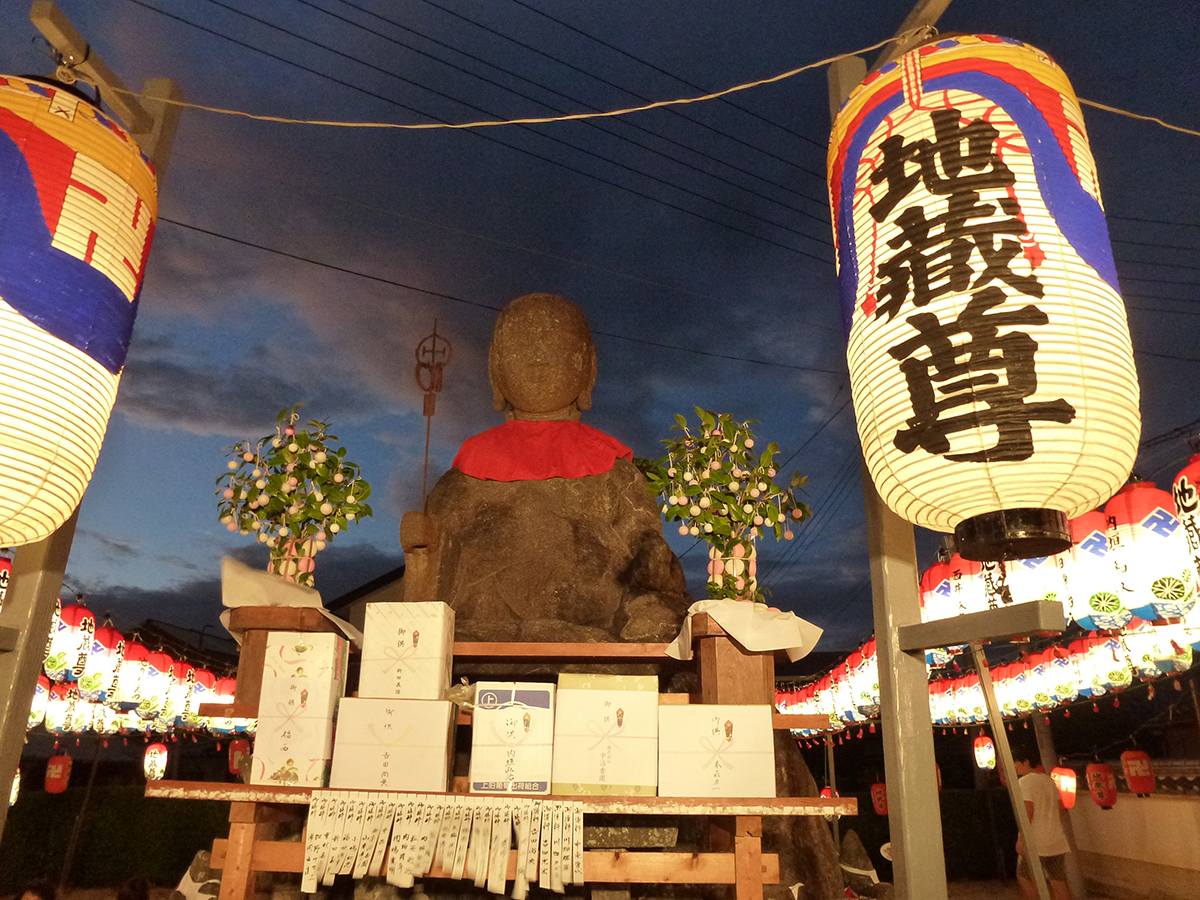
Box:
[489,294,597,421]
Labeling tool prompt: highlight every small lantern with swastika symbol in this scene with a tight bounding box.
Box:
[1105,481,1198,622]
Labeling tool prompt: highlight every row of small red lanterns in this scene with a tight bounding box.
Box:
[13,738,254,806]
[857,748,1154,817]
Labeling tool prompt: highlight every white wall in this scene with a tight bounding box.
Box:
[1069,794,1200,871]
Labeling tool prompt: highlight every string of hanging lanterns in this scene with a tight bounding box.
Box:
[26,597,254,743]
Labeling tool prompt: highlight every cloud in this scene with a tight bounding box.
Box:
[67,542,404,635]
[115,339,380,436]
[76,528,140,558]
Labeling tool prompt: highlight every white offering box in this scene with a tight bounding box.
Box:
[551,673,658,796]
[359,601,455,701]
[251,632,349,787]
[657,704,776,798]
[328,698,455,792]
[469,682,555,794]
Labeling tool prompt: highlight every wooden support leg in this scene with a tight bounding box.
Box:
[733,816,764,900]
[218,802,260,900]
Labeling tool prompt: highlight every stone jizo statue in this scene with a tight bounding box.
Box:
[400,293,689,642]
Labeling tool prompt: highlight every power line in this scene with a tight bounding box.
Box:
[195,0,831,245]
[1137,349,1200,364]
[1109,214,1200,229]
[1115,255,1200,272]
[128,0,835,263]
[319,0,834,219]
[413,0,830,175]
[1113,237,1200,254]
[157,216,846,374]
[497,0,832,155]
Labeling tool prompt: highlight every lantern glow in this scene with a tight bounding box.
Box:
[0,75,158,546]
[1087,762,1118,809]
[1120,750,1155,796]
[143,742,169,780]
[828,35,1138,561]
[1050,766,1077,809]
[973,734,996,770]
[1105,482,1197,622]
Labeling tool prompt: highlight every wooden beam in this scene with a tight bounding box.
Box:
[896,600,1065,652]
[453,641,670,659]
[209,840,780,885]
[772,713,828,731]
[146,781,857,816]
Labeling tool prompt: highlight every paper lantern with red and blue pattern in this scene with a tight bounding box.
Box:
[0,75,158,546]
[973,734,996,770]
[1064,511,1126,631]
[1172,454,1200,597]
[27,673,50,729]
[44,601,93,683]
[78,624,123,702]
[1105,482,1197,621]
[828,35,1138,561]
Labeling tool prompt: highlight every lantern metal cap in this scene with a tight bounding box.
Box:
[954,508,1070,561]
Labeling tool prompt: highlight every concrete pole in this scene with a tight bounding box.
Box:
[862,473,948,899]
[1033,716,1088,899]
[0,509,79,840]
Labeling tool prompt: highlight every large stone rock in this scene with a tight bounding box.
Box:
[768,730,845,900]
[421,458,690,642]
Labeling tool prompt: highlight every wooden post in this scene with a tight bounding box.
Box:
[218,801,261,900]
[1033,715,1086,900]
[733,815,764,900]
[692,614,775,705]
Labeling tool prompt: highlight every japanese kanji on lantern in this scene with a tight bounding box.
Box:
[828,35,1139,561]
[0,75,157,546]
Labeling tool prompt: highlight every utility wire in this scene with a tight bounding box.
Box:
[317,0,834,216]
[158,216,846,374]
[125,0,836,263]
[1110,215,1200,229]
[412,0,830,174]
[193,0,831,249]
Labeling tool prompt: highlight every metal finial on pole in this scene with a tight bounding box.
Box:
[415,320,452,512]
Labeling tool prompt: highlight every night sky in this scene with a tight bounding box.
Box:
[2,0,1197,651]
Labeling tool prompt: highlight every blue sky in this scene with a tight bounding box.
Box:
[2,0,1197,650]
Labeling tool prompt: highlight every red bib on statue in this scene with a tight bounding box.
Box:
[453,420,633,482]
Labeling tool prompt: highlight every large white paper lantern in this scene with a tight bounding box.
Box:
[828,35,1138,561]
[0,76,157,545]
[1105,482,1197,621]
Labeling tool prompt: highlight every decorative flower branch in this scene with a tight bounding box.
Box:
[642,408,811,602]
[216,404,372,586]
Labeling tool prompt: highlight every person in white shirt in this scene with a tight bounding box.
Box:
[1012,746,1073,900]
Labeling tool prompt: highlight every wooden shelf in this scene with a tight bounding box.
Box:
[208,840,781,885]
[452,641,672,659]
[146,780,857,817]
